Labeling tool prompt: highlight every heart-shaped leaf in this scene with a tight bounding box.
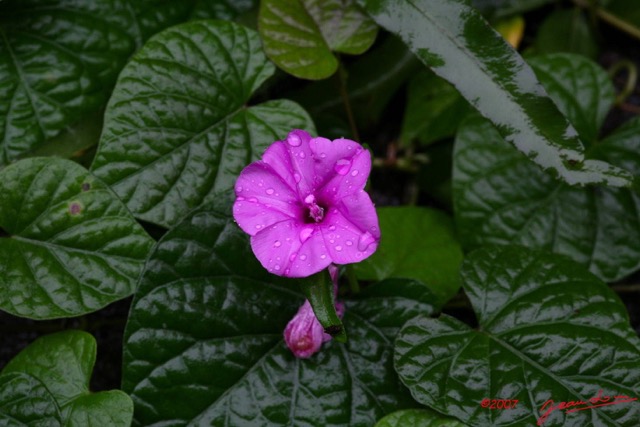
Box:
[453,54,640,282]
[358,0,632,187]
[375,409,469,427]
[1,330,133,426]
[0,157,154,319]
[91,20,315,228]
[259,0,378,79]
[394,245,640,427]
[0,0,209,165]
[354,207,463,306]
[122,198,435,426]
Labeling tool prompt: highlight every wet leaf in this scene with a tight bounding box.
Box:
[259,0,378,79]
[0,157,154,319]
[395,245,640,427]
[375,409,468,427]
[354,207,463,306]
[122,199,435,426]
[358,0,632,187]
[91,20,314,228]
[1,330,133,426]
[453,55,640,282]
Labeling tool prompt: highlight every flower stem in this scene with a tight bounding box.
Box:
[346,264,360,294]
[338,61,361,142]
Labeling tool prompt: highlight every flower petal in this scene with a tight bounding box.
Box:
[263,130,316,199]
[233,162,301,235]
[320,190,380,264]
[314,140,371,202]
[250,220,331,277]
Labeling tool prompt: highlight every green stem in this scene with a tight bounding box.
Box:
[346,264,360,294]
[337,61,361,142]
[608,60,638,105]
[573,0,640,41]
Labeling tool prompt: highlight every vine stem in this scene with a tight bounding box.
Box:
[608,59,638,105]
[337,61,361,142]
[573,0,640,41]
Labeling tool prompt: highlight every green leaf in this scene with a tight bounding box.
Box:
[259,0,378,79]
[528,53,614,145]
[358,0,632,187]
[400,70,470,147]
[123,199,435,426]
[0,0,204,165]
[354,207,463,306]
[91,20,314,228]
[394,245,640,427]
[190,0,257,20]
[301,270,346,342]
[375,409,468,427]
[0,373,62,426]
[0,157,154,319]
[1,330,133,426]
[535,9,599,60]
[453,55,640,282]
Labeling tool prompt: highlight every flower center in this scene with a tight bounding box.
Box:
[304,194,325,223]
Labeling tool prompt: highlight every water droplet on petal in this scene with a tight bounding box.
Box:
[300,254,307,261]
[300,227,314,243]
[288,133,302,146]
[294,173,301,183]
[285,268,290,275]
[320,152,326,158]
[290,253,298,262]
[346,240,353,246]
[304,194,315,204]
[275,265,281,271]
[334,158,351,175]
[358,231,376,251]
[266,188,275,195]
[236,186,243,192]
[329,225,336,231]
[335,246,342,251]
[248,197,258,203]
[299,151,306,159]
[236,196,245,201]
[274,240,281,248]
[351,170,359,177]
[255,224,263,230]
[320,254,327,259]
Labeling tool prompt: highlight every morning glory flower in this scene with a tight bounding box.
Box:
[233,129,380,277]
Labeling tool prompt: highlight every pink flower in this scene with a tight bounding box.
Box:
[284,299,345,358]
[233,130,380,277]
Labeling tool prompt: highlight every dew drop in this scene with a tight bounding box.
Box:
[329,225,336,231]
[275,265,281,271]
[236,186,243,192]
[288,133,302,146]
[274,240,281,248]
[255,224,263,230]
[334,158,351,175]
[320,254,327,259]
[335,246,343,252]
[351,170,359,177]
[300,227,314,242]
[236,196,245,201]
[290,253,298,262]
[294,173,301,183]
[320,152,326,158]
[248,197,258,203]
[304,194,315,204]
[285,268,290,276]
[299,151,306,159]
[266,188,275,195]
[358,231,376,251]
[329,239,335,244]
[346,240,353,246]
[300,254,307,261]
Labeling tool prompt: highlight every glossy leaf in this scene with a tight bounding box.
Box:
[354,207,462,306]
[535,9,598,60]
[358,0,632,187]
[0,157,154,319]
[91,20,314,228]
[400,70,469,147]
[1,330,133,426]
[375,409,468,427]
[259,0,378,80]
[395,245,640,427]
[0,0,207,165]
[472,0,555,19]
[528,54,614,145]
[0,373,62,426]
[190,0,257,20]
[123,199,435,426]
[453,55,640,282]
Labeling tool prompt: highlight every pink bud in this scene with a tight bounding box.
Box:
[284,299,345,358]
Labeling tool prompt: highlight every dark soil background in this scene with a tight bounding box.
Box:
[2,4,640,392]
